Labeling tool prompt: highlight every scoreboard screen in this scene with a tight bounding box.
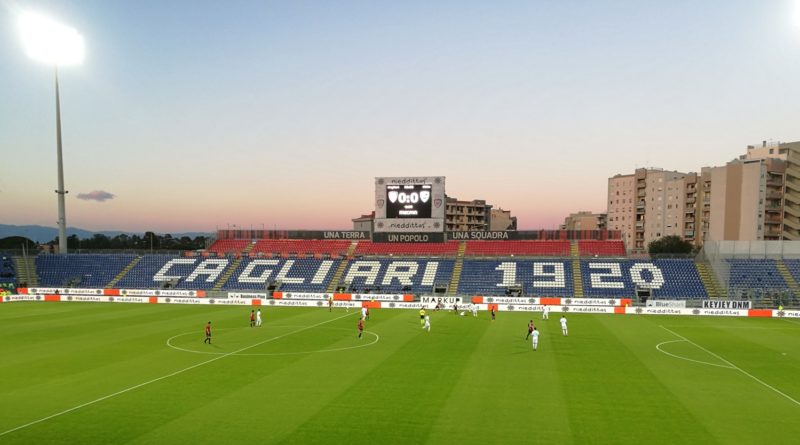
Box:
[374,176,445,233]
[385,184,432,218]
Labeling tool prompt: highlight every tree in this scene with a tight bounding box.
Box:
[648,235,693,255]
[0,236,37,250]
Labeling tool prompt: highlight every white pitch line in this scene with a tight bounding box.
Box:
[660,325,800,408]
[660,324,800,331]
[655,340,734,369]
[0,312,356,438]
[165,326,380,356]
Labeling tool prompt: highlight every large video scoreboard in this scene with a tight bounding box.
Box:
[374,176,445,234]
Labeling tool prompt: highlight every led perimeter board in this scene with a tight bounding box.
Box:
[374,176,445,233]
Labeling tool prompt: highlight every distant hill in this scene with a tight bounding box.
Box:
[0,224,210,244]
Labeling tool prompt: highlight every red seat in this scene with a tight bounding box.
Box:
[464,240,570,256]
[578,240,626,257]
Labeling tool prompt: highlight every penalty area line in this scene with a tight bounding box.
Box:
[660,325,800,408]
[0,311,357,438]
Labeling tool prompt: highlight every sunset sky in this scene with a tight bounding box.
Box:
[2,0,800,233]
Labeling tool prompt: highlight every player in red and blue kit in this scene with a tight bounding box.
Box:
[525,320,535,339]
[204,321,212,344]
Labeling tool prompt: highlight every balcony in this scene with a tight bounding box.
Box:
[637,181,646,189]
[764,217,782,225]
[635,221,644,229]
[684,230,694,238]
[766,190,783,199]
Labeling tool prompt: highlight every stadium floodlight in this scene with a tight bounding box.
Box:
[795,0,800,28]
[19,12,85,65]
[19,11,86,253]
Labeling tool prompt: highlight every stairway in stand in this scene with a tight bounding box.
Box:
[213,241,257,291]
[570,241,583,298]
[446,242,467,295]
[775,260,800,297]
[13,256,39,287]
[325,241,359,293]
[106,256,142,288]
[695,262,727,299]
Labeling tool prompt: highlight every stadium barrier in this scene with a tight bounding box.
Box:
[4,291,797,319]
[17,287,206,297]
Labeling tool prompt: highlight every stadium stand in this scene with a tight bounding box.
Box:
[354,241,459,256]
[251,239,352,258]
[113,255,184,289]
[36,254,136,287]
[727,259,787,291]
[458,259,574,296]
[25,246,796,301]
[580,259,707,299]
[578,240,626,257]
[208,239,251,256]
[464,240,570,256]
[780,259,800,284]
[222,258,342,292]
[338,258,455,294]
[1,252,17,289]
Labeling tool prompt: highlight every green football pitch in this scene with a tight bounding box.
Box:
[1,302,799,445]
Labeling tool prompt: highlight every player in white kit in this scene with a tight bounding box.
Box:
[256,308,262,327]
[361,306,368,320]
[560,315,568,336]
[531,327,539,351]
[471,303,478,317]
[542,305,550,320]
[422,314,431,332]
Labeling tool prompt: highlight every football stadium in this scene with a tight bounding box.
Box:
[4,2,800,444]
[2,175,800,444]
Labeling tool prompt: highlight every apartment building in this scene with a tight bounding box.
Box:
[706,157,785,241]
[741,140,800,240]
[608,168,689,253]
[490,208,517,231]
[445,197,492,231]
[560,211,607,231]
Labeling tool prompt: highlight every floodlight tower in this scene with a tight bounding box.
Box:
[18,12,85,253]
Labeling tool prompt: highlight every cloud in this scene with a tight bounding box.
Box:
[76,190,116,202]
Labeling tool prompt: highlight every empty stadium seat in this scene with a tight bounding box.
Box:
[36,254,136,287]
[580,259,706,299]
[578,240,626,257]
[223,258,343,292]
[252,239,352,257]
[0,252,17,288]
[338,258,455,294]
[458,259,573,296]
[354,241,459,256]
[727,259,787,291]
[207,239,250,256]
[464,241,570,256]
